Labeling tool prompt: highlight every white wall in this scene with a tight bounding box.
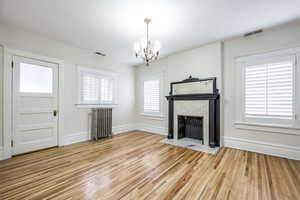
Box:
[223,20,300,147]
[0,23,136,148]
[135,57,169,134]
[0,45,3,147]
[135,41,223,136]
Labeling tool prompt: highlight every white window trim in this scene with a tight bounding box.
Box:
[235,47,300,134]
[77,66,119,108]
[139,71,164,118]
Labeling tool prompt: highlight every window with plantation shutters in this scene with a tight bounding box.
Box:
[238,51,300,127]
[143,80,160,113]
[236,48,300,131]
[78,67,118,107]
[245,58,294,120]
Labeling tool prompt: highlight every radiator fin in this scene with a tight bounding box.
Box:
[91,108,112,140]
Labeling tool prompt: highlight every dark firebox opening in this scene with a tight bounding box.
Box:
[178,115,203,143]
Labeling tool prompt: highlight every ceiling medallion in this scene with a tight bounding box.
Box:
[133,18,161,66]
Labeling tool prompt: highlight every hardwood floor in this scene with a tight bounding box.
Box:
[0,131,299,200]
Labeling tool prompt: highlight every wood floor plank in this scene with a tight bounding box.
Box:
[0,131,299,200]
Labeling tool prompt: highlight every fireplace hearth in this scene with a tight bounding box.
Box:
[178,115,203,143]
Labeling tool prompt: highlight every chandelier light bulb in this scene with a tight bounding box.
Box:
[140,38,147,50]
[133,42,140,54]
[153,40,161,53]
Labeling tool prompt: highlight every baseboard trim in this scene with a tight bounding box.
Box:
[64,132,90,145]
[0,147,4,161]
[136,123,167,136]
[64,123,137,146]
[112,124,136,135]
[224,136,300,160]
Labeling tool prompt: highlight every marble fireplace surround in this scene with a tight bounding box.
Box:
[174,100,209,145]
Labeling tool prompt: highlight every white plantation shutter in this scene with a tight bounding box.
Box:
[245,58,295,120]
[144,80,160,113]
[79,68,117,105]
[81,72,100,103]
[101,78,113,103]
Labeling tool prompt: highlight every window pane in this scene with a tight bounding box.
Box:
[245,60,294,119]
[20,63,53,93]
[82,73,100,102]
[79,68,117,105]
[144,80,160,113]
[101,79,113,103]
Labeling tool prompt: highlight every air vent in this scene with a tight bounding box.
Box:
[95,52,106,56]
[244,29,263,37]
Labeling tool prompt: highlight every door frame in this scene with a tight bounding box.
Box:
[2,46,64,159]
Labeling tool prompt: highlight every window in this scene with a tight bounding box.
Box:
[245,59,294,120]
[143,80,160,114]
[81,72,100,103]
[20,62,53,94]
[78,67,118,107]
[236,48,300,128]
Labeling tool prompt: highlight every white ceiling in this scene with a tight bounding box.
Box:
[1,0,300,64]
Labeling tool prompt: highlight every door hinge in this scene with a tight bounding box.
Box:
[11,61,14,68]
[11,140,14,147]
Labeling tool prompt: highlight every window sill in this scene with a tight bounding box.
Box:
[76,104,118,109]
[140,113,165,120]
[234,121,300,136]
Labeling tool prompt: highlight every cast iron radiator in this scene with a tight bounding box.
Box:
[91,108,112,140]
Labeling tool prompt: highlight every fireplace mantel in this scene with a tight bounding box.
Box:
[165,77,220,148]
[166,93,219,101]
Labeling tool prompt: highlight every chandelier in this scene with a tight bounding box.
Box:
[133,18,161,66]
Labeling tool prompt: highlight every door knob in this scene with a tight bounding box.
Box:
[53,110,57,116]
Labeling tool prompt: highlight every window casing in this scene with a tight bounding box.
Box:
[143,80,160,114]
[78,67,118,107]
[139,71,163,117]
[236,48,300,128]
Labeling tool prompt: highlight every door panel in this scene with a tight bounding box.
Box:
[13,56,58,155]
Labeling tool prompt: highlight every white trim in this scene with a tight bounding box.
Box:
[78,66,118,76]
[112,124,136,135]
[236,46,300,62]
[2,47,64,159]
[77,66,119,107]
[235,46,300,129]
[137,123,167,135]
[224,136,300,160]
[64,124,136,145]
[0,147,4,160]
[234,121,300,135]
[0,45,3,160]
[139,71,164,117]
[76,104,118,109]
[64,132,90,146]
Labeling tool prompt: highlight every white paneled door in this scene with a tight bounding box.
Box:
[12,56,59,155]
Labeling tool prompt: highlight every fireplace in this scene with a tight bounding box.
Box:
[165,76,220,148]
[178,115,203,143]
